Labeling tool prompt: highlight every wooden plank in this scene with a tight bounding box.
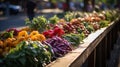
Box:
[96,43,102,67]
[101,37,107,67]
[88,49,96,67]
[107,32,111,59]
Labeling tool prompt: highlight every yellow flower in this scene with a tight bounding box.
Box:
[36,34,46,41]
[30,34,46,41]
[13,40,19,46]
[18,31,28,39]
[5,38,13,44]
[30,35,38,41]
[4,38,16,47]
[0,40,4,48]
[29,31,39,37]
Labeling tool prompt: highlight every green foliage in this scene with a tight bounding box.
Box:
[25,16,48,32]
[83,22,95,33]
[49,15,59,24]
[104,10,118,21]
[86,25,95,33]
[63,33,85,46]
[4,41,52,67]
[0,31,14,40]
[99,20,109,28]
[64,12,76,22]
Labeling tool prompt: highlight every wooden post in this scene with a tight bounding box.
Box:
[88,49,96,67]
[107,32,111,59]
[101,37,107,67]
[95,43,102,67]
[105,37,107,61]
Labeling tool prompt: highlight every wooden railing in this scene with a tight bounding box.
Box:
[47,18,120,67]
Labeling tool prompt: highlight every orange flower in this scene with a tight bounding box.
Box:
[29,31,39,37]
[0,40,4,48]
[30,35,38,41]
[36,34,46,41]
[4,38,16,47]
[13,40,20,46]
[18,31,28,39]
[0,48,3,54]
[5,38,13,45]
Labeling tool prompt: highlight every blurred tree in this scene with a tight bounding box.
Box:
[100,0,106,3]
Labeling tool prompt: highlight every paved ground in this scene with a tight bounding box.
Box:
[0,9,63,31]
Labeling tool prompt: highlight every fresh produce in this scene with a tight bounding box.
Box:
[29,31,46,41]
[45,36,72,57]
[104,11,113,21]
[17,30,46,42]
[99,20,109,28]
[64,12,75,22]
[49,15,59,24]
[92,23,100,30]
[29,31,39,37]
[2,41,52,67]
[0,10,119,66]
[83,22,95,33]
[17,31,28,40]
[0,40,4,48]
[43,26,65,38]
[0,28,20,43]
[63,33,85,46]
[53,26,65,37]
[6,28,20,36]
[62,23,75,33]
[0,31,14,40]
[25,16,49,32]
[0,30,46,56]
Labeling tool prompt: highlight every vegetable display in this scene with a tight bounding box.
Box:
[0,10,119,67]
[2,41,52,67]
[45,36,72,57]
[0,30,46,56]
[63,33,85,46]
[25,16,49,32]
[43,26,65,38]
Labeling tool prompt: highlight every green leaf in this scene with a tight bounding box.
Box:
[63,33,84,46]
[4,41,52,67]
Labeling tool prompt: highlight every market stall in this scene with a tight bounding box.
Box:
[0,10,119,67]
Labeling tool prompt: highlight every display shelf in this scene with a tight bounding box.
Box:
[47,18,120,67]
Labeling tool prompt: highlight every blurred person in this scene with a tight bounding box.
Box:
[46,2,51,8]
[69,1,76,11]
[62,2,68,11]
[26,0,36,21]
[87,1,93,12]
[99,2,107,10]
[57,2,63,9]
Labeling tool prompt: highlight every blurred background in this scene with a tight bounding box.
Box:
[0,0,120,16]
[0,0,120,31]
